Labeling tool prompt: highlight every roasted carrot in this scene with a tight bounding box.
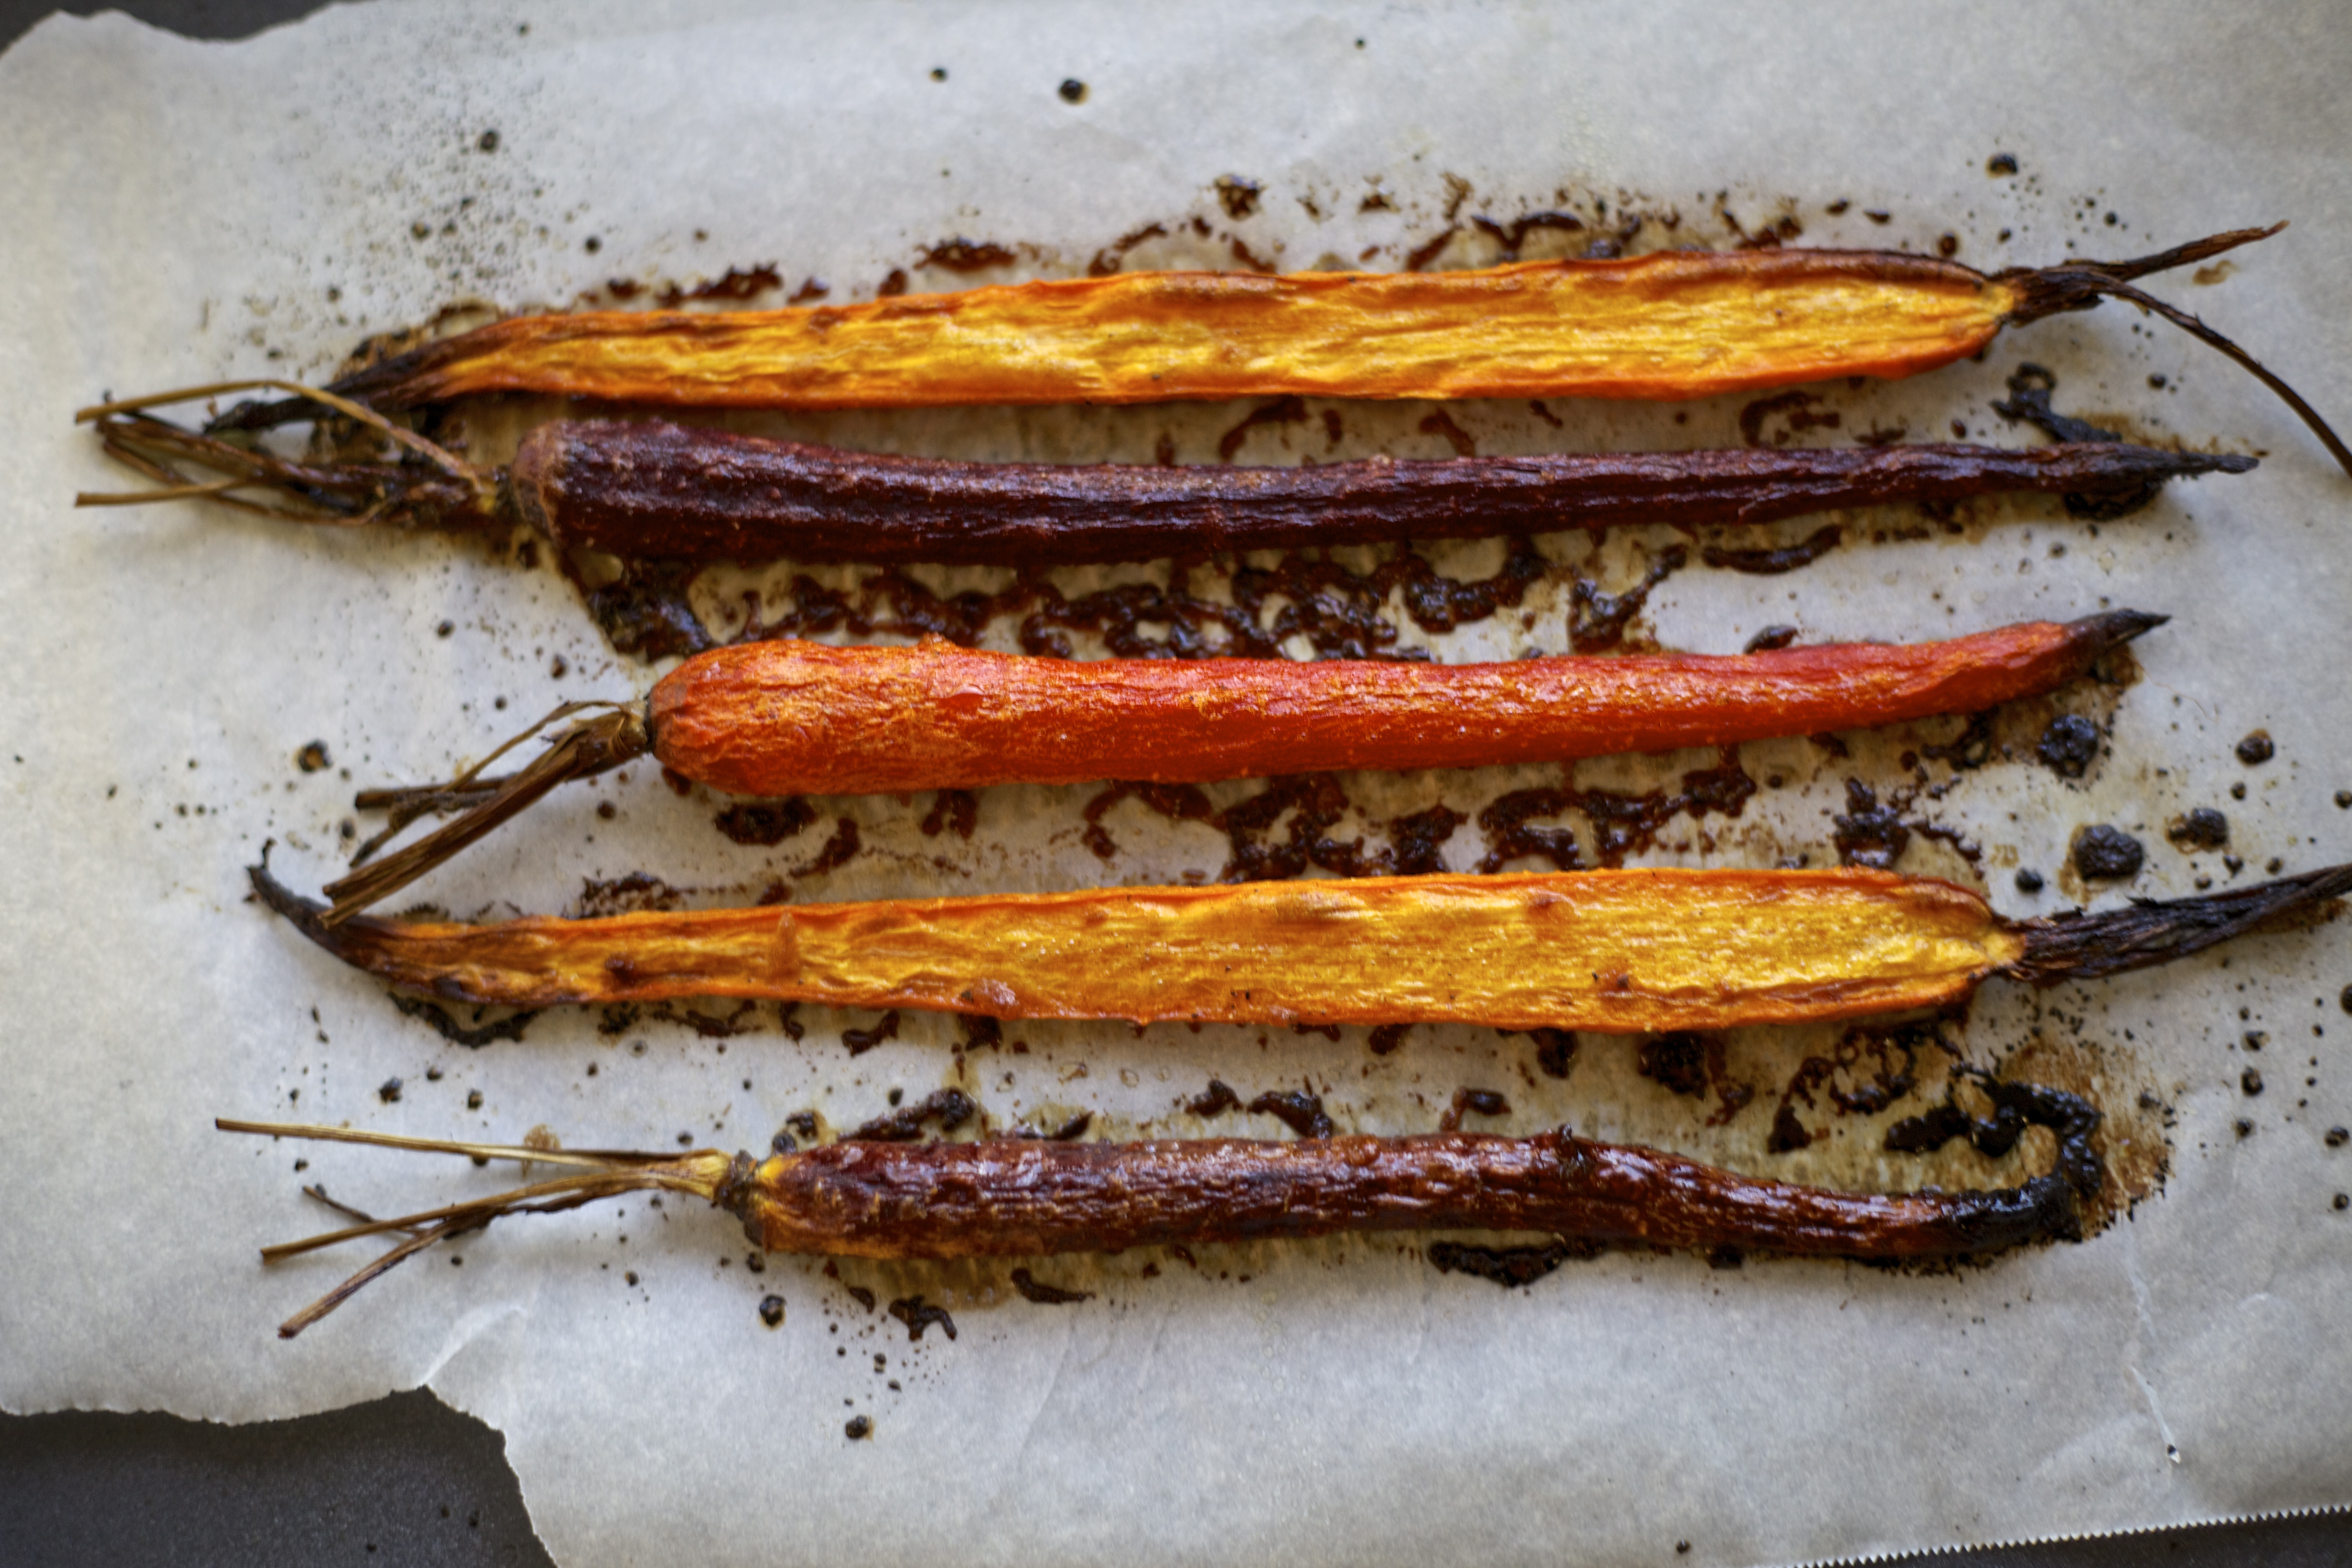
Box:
[76,408,2251,565]
[252,856,2352,1033]
[220,1093,2103,1335]
[166,227,2348,478]
[318,611,2161,921]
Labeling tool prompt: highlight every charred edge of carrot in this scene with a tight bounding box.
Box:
[316,706,650,926]
[2006,861,2352,985]
[1997,224,2352,479]
[221,1103,2099,1335]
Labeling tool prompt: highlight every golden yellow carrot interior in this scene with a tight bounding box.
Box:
[348,250,2010,410]
[266,866,2024,1034]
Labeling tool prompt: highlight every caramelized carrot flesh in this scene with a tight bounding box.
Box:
[334,250,2009,411]
[257,864,2020,1034]
[649,614,2156,797]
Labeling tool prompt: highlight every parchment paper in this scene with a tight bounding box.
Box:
[4,3,2350,1564]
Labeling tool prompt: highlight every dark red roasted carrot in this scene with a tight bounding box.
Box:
[318,611,2161,921]
[75,407,2252,565]
[219,1095,2103,1336]
[252,856,2352,1032]
[166,227,2347,476]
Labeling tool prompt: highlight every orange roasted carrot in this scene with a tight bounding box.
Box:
[320,611,2161,921]
[183,226,2349,475]
[253,856,2352,1034]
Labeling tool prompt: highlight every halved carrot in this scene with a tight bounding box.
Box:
[169,225,2347,475]
[252,857,2352,1034]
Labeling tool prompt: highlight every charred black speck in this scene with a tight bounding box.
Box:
[714,799,815,846]
[2036,714,2102,779]
[2243,1069,2265,1096]
[2236,730,2275,765]
[1428,1238,1594,1287]
[2166,808,2229,851]
[758,1294,784,1327]
[1188,1079,1242,1117]
[1248,1089,1334,1139]
[1010,1268,1094,1304]
[1530,1027,1578,1078]
[887,1295,957,1341]
[2071,824,2145,881]
[1637,1033,1710,1098]
[1214,175,1263,220]
[844,1415,872,1440]
[2014,868,2045,894]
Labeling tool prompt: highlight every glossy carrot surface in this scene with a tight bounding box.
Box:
[650,614,2153,797]
[225,1107,2105,1335]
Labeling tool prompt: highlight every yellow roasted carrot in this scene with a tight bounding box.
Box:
[251,857,2352,1036]
[176,225,2347,475]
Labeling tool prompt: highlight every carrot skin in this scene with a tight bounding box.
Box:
[511,422,2249,567]
[740,1130,2084,1260]
[648,614,2155,797]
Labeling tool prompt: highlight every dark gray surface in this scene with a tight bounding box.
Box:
[3,3,2348,1564]
[0,1389,554,1568]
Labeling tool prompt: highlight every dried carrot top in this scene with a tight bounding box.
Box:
[173,224,2346,476]
[253,857,2352,1036]
[318,612,2159,922]
[221,1089,2105,1336]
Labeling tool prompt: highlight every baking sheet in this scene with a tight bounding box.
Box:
[3,3,2349,1564]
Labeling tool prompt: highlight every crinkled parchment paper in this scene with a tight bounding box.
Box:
[3,3,2349,1563]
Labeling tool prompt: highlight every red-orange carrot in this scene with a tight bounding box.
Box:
[320,610,2159,921]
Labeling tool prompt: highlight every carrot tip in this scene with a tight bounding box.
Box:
[2008,860,2352,985]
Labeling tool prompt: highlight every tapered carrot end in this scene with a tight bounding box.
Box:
[2001,227,2352,480]
[2075,608,2167,655]
[2007,861,2352,985]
